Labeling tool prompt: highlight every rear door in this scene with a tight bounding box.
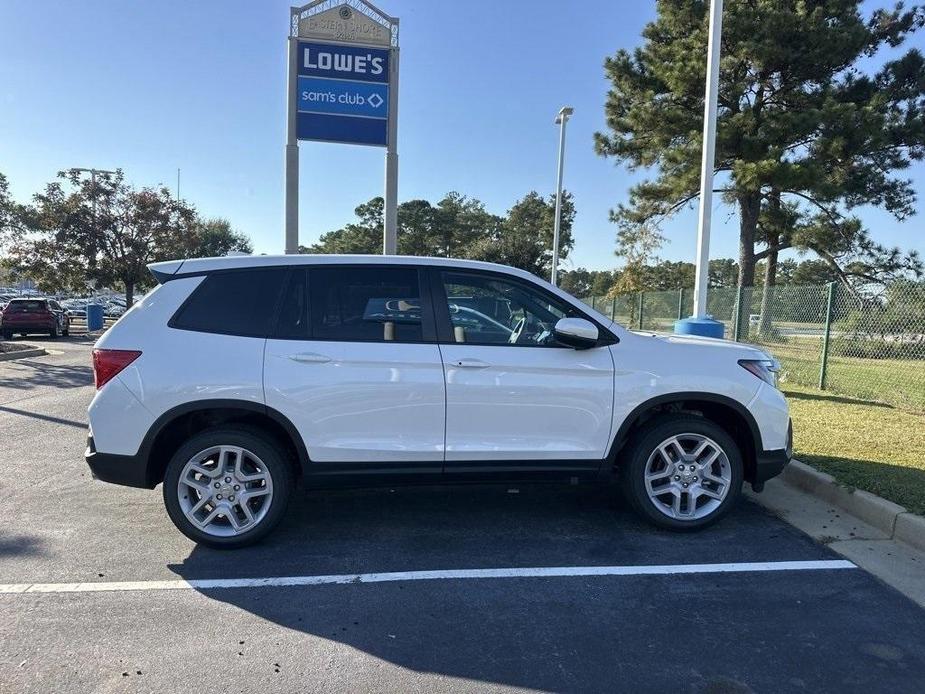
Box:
[432,268,615,472]
[264,264,446,473]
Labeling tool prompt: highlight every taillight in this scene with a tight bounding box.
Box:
[92,349,142,389]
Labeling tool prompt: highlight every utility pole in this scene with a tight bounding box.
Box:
[551,106,573,286]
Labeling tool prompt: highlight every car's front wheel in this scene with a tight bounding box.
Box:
[163,427,294,548]
[621,415,742,531]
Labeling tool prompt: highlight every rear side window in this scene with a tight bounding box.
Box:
[171,269,286,337]
[310,266,424,342]
[7,300,47,312]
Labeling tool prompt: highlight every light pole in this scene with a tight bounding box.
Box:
[69,168,116,291]
[676,0,725,338]
[69,168,117,228]
[551,106,573,286]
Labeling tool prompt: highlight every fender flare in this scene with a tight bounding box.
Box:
[138,399,311,484]
[606,391,763,463]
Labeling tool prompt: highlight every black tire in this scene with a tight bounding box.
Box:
[162,427,294,549]
[49,325,58,338]
[620,414,743,531]
[62,324,69,337]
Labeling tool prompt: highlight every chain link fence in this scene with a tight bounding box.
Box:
[582,281,925,411]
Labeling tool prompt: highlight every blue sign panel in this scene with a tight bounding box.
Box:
[295,40,391,146]
[298,41,389,83]
[297,77,389,118]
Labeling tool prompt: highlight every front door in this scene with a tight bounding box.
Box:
[432,268,615,472]
[264,265,445,473]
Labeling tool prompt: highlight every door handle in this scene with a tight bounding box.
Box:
[455,358,490,369]
[288,352,332,364]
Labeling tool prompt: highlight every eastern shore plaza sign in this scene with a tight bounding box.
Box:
[285,1,400,253]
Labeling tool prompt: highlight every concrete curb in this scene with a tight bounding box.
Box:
[783,460,924,552]
[0,347,46,361]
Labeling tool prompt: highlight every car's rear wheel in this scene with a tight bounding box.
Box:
[163,427,294,548]
[621,415,742,531]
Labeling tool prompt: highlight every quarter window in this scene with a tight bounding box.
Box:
[310,266,423,342]
[171,268,286,337]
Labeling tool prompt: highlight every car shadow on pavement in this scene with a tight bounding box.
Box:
[0,533,46,559]
[0,360,93,391]
[164,485,848,692]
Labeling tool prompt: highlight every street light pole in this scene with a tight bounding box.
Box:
[551,106,573,286]
[691,0,724,319]
[69,168,117,276]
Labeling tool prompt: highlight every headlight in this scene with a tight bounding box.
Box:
[738,359,779,388]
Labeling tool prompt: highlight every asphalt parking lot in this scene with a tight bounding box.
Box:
[2,339,925,693]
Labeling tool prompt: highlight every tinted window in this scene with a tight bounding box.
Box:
[310,266,423,342]
[274,269,309,339]
[172,268,285,337]
[7,300,47,313]
[441,271,577,346]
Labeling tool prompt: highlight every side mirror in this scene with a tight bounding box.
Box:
[554,317,599,349]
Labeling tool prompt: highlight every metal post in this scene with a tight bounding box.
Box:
[590,296,597,311]
[551,106,573,286]
[691,0,724,318]
[677,288,685,320]
[637,292,645,330]
[818,281,836,390]
[284,28,300,255]
[383,37,400,255]
[611,296,617,321]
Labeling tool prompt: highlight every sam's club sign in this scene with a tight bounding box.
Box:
[296,41,390,146]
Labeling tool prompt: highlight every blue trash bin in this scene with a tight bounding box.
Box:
[674,315,725,339]
[86,303,105,332]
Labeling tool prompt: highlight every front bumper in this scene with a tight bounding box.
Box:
[85,434,153,489]
[754,418,793,483]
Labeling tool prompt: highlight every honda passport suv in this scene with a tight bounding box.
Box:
[85,255,792,548]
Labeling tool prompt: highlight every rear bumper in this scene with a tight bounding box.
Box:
[85,434,153,489]
[754,418,793,483]
[1,321,54,332]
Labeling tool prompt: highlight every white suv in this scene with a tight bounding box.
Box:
[86,255,791,548]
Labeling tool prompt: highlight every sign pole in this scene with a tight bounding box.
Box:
[383,37,399,255]
[284,21,300,255]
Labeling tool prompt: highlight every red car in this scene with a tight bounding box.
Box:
[0,298,71,339]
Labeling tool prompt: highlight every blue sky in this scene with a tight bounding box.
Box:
[1,0,922,271]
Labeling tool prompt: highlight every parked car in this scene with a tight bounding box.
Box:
[85,255,792,548]
[1,298,71,339]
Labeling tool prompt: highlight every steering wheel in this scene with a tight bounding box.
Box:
[508,317,526,344]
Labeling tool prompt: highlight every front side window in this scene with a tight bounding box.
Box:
[310,266,424,342]
[440,271,577,346]
[171,268,286,337]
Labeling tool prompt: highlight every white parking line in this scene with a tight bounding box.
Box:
[0,560,855,595]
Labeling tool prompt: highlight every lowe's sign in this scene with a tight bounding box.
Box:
[296,41,391,146]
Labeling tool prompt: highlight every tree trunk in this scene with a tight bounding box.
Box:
[125,281,134,309]
[758,236,778,337]
[737,192,760,288]
[758,191,780,337]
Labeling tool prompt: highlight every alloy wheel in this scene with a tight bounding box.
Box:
[643,433,732,521]
[176,445,274,537]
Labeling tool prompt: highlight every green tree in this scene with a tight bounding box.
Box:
[187,217,253,258]
[9,170,196,306]
[467,191,576,278]
[595,0,925,288]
